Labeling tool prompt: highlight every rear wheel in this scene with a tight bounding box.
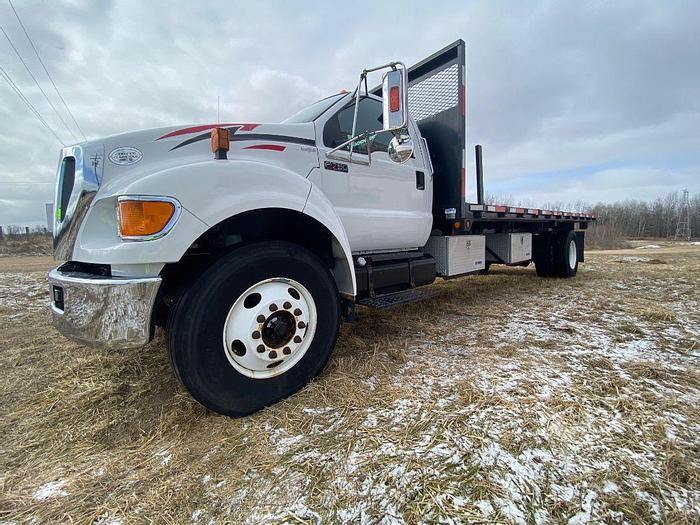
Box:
[555,230,578,278]
[167,241,340,416]
[534,230,578,278]
[534,232,555,277]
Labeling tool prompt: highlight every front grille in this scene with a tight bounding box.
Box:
[52,143,103,261]
[56,156,75,223]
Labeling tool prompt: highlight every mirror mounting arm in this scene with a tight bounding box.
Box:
[326,131,373,166]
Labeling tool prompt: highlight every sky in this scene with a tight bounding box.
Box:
[1,0,699,225]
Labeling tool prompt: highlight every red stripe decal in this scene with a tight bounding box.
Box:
[495,206,507,213]
[243,144,286,152]
[157,123,259,140]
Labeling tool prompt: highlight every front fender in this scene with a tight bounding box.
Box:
[74,159,357,296]
[73,159,310,266]
[303,185,356,297]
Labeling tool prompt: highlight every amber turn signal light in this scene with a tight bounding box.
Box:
[389,86,400,112]
[118,199,176,238]
[211,127,230,159]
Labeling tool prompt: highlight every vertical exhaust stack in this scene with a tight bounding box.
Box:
[475,144,484,205]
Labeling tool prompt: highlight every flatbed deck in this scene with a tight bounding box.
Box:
[466,203,596,222]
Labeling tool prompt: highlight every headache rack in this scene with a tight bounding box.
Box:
[375,40,595,235]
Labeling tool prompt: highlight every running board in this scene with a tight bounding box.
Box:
[357,288,440,309]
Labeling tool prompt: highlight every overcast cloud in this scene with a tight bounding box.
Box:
[1,0,699,225]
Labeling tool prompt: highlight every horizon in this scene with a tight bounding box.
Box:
[1,1,699,225]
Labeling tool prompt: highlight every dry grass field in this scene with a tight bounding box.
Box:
[0,244,698,524]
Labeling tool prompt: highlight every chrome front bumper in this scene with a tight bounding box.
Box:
[48,267,162,350]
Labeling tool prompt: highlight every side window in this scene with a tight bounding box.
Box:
[323,97,394,155]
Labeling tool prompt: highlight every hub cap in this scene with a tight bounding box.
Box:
[222,278,317,379]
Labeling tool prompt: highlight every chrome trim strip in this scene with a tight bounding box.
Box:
[53,143,104,261]
[48,268,162,350]
[116,195,182,242]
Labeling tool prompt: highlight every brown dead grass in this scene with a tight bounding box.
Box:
[0,247,699,523]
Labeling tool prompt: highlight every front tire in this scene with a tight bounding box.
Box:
[167,241,340,416]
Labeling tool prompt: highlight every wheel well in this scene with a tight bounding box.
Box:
[155,208,349,326]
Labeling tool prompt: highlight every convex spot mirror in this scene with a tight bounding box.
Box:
[382,68,408,131]
[388,133,413,164]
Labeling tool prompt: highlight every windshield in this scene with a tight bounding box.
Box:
[282,94,345,123]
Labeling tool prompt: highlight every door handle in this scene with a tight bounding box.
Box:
[416,171,425,190]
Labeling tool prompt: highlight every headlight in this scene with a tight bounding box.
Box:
[117,196,181,240]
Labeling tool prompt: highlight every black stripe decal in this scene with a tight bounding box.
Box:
[169,129,315,151]
[229,133,315,147]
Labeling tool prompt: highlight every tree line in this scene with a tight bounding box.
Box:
[486,190,698,248]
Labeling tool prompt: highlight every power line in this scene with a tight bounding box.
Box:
[8,0,87,141]
[0,181,53,184]
[1,24,77,142]
[0,64,65,145]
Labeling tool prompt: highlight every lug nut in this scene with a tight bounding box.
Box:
[252,330,261,339]
[298,321,306,329]
[294,335,302,343]
[257,315,265,323]
[257,344,265,353]
[269,350,278,359]
[294,308,302,316]
[269,304,278,312]
[283,347,291,355]
[283,301,292,309]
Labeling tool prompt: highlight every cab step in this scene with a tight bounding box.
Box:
[357,288,440,310]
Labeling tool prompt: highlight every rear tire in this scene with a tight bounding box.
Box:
[533,232,555,277]
[555,230,578,278]
[534,230,578,278]
[167,241,340,416]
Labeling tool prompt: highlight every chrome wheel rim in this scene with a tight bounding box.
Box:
[222,278,317,379]
[568,240,577,270]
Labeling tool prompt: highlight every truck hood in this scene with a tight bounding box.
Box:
[88,121,318,188]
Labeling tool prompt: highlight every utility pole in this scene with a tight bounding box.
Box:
[675,189,692,241]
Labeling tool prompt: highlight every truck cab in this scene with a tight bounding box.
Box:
[48,40,593,416]
[300,92,433,252]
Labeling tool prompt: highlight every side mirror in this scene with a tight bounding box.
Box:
[382,68,408,131]
[388,133,413,163]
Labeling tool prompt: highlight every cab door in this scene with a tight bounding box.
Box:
[317,96,432,253]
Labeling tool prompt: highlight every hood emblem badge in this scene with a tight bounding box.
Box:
[109,147,143,166]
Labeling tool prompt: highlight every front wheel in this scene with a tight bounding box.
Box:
[167,241,340,416]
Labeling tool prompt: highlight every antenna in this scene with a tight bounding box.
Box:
[675,189,692,241]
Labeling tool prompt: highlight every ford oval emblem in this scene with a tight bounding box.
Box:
[109,147,143,166]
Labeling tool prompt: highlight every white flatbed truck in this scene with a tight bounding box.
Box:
[48,41,594,415]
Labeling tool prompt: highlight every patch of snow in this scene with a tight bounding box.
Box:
[33,479,68,501]
[154,448,173,466]
[568,490,597,525]
[476,499,494,516]
[602,481,619,494]
[636,244,661,249]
